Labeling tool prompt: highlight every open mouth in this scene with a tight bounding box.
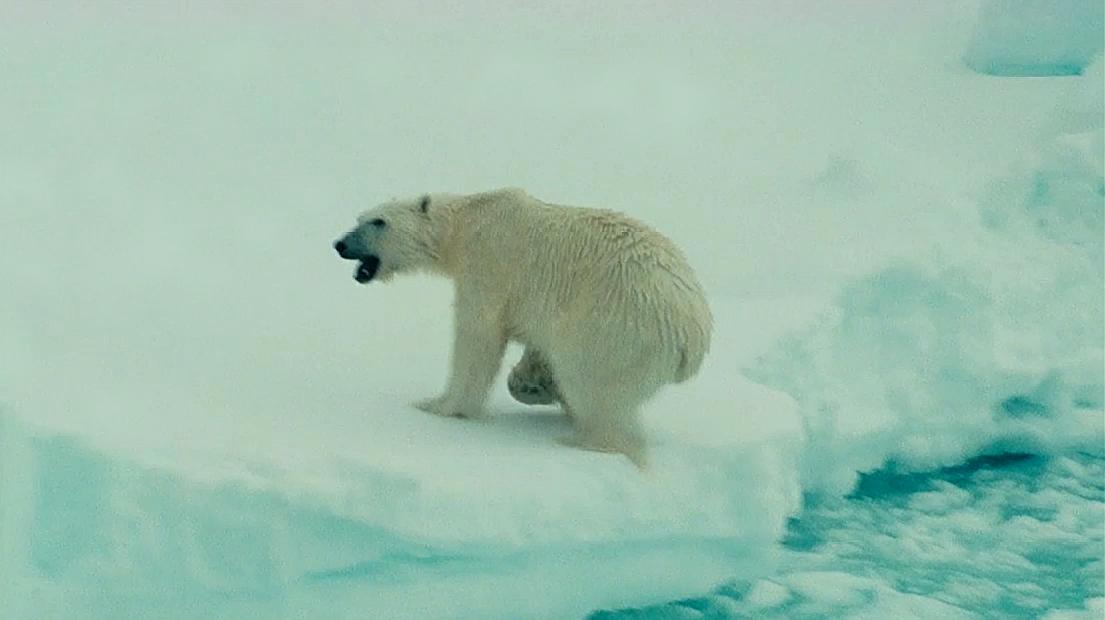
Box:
[354,255,381,283]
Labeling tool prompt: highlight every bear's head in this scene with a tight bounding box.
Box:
[333,194,444,284]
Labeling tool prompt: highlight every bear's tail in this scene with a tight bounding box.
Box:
[673,327,709,383]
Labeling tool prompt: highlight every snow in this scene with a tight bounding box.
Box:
[2,1,1103,619]
[1,303,806,620]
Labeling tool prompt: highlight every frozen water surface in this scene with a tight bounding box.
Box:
[595,453,1104,619]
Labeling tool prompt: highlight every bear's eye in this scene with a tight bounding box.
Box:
[370,218,386,228]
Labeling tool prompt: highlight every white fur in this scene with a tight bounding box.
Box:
[341,188,712,467]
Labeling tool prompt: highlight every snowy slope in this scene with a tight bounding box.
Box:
[748,54,1105,495]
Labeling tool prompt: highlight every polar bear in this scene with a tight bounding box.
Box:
[334,188,711,467]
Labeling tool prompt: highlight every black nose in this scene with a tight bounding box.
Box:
[335,236,361,259]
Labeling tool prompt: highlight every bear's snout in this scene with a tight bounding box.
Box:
[334,237,356,259]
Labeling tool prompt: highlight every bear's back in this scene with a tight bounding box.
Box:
[451,189,711,378]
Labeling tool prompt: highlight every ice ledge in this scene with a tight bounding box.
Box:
[1,373,802,619]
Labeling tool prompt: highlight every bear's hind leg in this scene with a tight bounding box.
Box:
[508,346,561,406]
[553,363,660,469]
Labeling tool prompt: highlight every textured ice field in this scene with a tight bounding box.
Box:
[1,1,1102,618]
[593,453,1104,619]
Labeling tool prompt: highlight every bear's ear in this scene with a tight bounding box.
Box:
[419,194,431,214]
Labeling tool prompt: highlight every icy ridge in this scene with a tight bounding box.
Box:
[0,383,797,620]
[748,56,1105,494]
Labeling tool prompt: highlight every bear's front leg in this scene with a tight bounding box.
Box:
[415,303,506,420]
